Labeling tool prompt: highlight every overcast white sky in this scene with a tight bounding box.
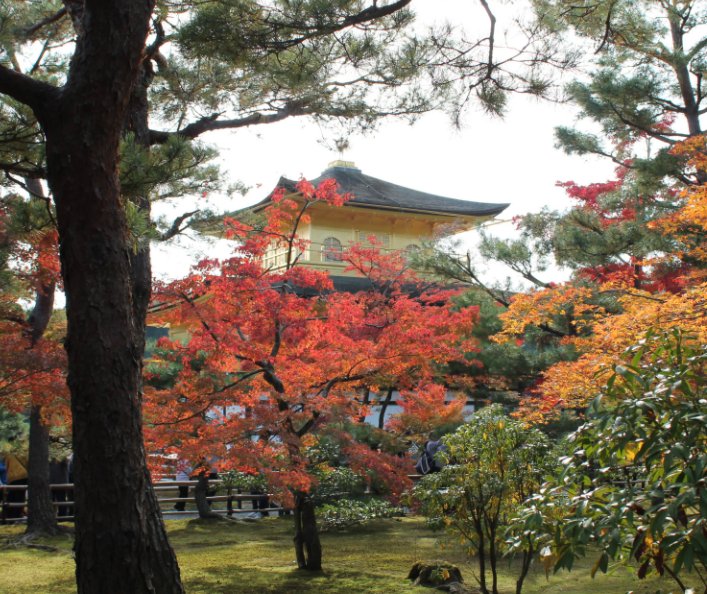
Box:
[151,0,617,287]
[152,94,615,285]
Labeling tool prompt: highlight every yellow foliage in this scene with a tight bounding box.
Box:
[495,284,602,341]
[519,282,707,420]
[501,136,707,422]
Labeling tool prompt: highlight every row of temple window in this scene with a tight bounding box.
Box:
[321,236,420,262]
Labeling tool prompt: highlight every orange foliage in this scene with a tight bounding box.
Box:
[520,283,707,421]
[0,320,69,423]
[649,135,707,265]
[495,283,604,341]
[498,136,707,422]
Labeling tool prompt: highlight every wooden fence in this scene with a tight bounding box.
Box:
[0,480,279,524]
[1,474,424,524]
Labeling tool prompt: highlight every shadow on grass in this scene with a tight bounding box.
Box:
[184,563,415,594]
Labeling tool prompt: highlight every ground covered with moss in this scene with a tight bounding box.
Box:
[0,517,692,593]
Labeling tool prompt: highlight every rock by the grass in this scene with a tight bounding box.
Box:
[407,561,468,591]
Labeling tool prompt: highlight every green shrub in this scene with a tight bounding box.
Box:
[412,405,552,594]
[511,329,707,593]
[318,497,404,532]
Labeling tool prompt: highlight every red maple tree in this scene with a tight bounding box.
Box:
[145,180,478,569]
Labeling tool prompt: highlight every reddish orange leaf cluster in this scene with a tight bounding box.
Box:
[498,136,707,422]
[145,181,479,501]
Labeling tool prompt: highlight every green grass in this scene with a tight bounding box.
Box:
[0,517,696,594]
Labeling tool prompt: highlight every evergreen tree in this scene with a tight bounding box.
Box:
[530,0,706,185]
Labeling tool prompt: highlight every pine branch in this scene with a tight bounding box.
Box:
[0,65,57,115]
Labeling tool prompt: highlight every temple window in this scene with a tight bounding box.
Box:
[357,231,391,248]
[322,236,343,262]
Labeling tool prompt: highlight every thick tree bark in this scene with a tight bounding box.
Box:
[293,493,322,571]
[26,405,59,535]
[24,1,183,592]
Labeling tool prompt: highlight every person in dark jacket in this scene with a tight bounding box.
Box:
[415,432,446,475]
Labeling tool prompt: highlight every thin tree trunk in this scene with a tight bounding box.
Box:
[488,523,498,594]
[293,493,322,571]
[378,387,394,429]
[357,387,370,423]
[194,472,220,519]
[26,405,59,536]
[475,516,489,594]
[515,540,534,594]
[24,176,59,537]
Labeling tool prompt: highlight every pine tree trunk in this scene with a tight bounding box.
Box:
[35,2,183,592]
[293,493,322,571]
[26,405,59,536]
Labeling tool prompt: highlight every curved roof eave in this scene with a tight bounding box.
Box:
[238,165,509,218]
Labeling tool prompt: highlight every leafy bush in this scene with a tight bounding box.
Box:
[511,330,706,593]
[318,497,404,532]
[219,470,267,493]
[311,466,366,502]
[412,405,552,594]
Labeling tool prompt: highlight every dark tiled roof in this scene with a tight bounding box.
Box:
[254,165,508,217]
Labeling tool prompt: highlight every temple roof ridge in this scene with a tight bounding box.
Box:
[263,163,509,217]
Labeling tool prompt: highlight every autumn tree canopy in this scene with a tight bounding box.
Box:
[146,180,478,569]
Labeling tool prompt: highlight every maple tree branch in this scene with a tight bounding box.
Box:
[150,401,214,427]
[295,411,320,438]
[285,199,314,269]
[270,320,282,358]
[150,370,264,426]
[178,290,221,344]
[258,362,286,396]
[598,288,667,303]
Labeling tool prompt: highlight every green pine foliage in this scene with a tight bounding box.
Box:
[530,0,706,186]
